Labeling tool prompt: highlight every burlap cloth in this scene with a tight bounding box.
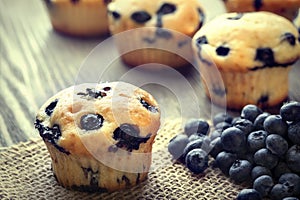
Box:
[0,119,245,200]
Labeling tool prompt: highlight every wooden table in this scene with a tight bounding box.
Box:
[1,0,300,147]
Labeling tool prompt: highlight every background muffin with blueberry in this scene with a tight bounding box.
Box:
[221,0,300,21]
[192,11,300,110]
[107,0,206,68]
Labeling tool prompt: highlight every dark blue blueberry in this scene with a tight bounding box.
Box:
[185,148,208,174]
[184,119,210,136]
[209,137,223,159]
[280,101,300,122]
[278,173,300,196]
[233,118,255,135]
[80,114,104,131]
[77,88,107,99]
[215,122,231,132]
[266,134,288,156]
[273,161,292,180]
[270,184,293,200]
[255,48,275,66]
[239,153,255,165]
[195,35,208,46]
[221,127,246,153]
[188,133,205,142]
[229,159,252,183]
[81,167,99,187]
[140,98,158,113]
[113,124,150,152]
[247,130,268,153]
[34,119,69,154]
[257,94,269,108]
[213,112,233,126]
[254,148,279,169]
[254,0,263,10]
[286,145,300,173]
[103,86,111,91]
[156,3,176,15]
[231,116,241,125]
[110,11,121,20]
[131,11,151,24]
[168,134,189,160]
[288,121,300,145]
[45,99,58,116]
[215,151,237,176]
[216,46,230,56]
[35,120,60,142]
[182,138,205,160]
[155,28,172,39]
[231,116,242,124]
[264,115,288,136]
[237,189,262,200]
[253,175,274,197]
[241,105,263,123]
[212,86,226,97]
[281,33,296,46]
[209,129,222,141]
[251,166,272,181]
[254,112,270,130]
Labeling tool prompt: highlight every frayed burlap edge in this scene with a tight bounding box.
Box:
[0,118,245,200]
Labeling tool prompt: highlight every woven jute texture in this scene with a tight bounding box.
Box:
[0,118,245,200]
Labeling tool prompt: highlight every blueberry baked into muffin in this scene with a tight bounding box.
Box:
[192,12,300,110]
[107,0,205,68]
[43,0,111,37]
[34,82,160,192]
[221,0,300,21]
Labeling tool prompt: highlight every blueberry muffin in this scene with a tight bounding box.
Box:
[43,0,111,37]
[34,82,160,192]
[107,0,205,68]
[192,12,300,110]
[221,0,300,21]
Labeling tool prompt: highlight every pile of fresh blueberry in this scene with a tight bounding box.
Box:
[168,101,300,200]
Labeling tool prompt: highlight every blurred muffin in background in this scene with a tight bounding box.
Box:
[107,0,205,68]
[192,12,300,110]
[43,0,111,37]
[221,0,300,21]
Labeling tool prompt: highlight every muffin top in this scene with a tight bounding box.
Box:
[222,0,300,11]
[35,82,160,157]
[192,12,300,72]
[107,0,205,36]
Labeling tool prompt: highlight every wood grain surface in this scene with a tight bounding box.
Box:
[0,0,300,147]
